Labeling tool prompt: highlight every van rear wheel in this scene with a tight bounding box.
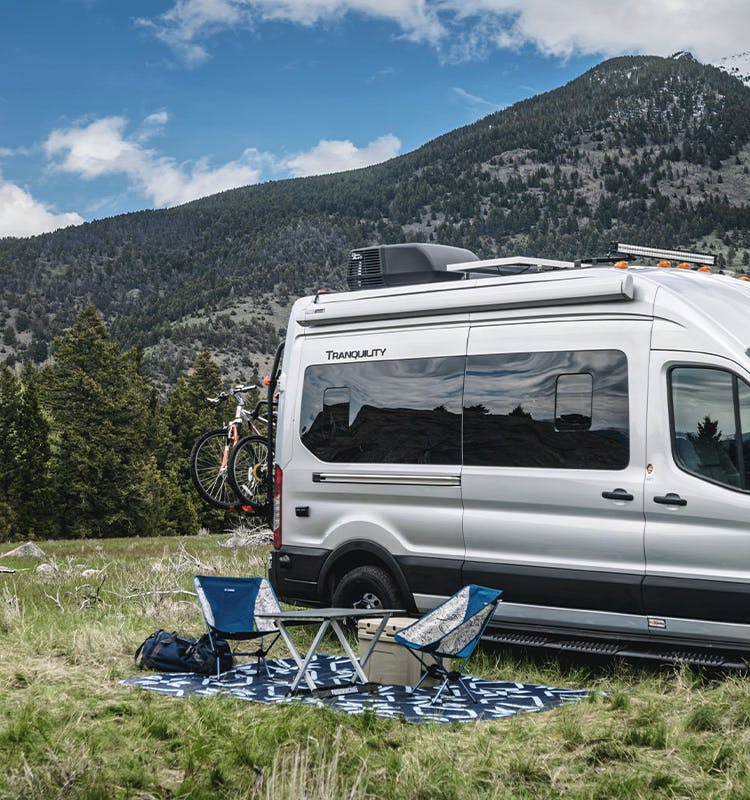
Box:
[331,565,402,611]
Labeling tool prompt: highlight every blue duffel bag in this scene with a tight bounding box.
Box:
[135,630,233,675]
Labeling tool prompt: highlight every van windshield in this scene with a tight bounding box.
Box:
[671,367,750,491]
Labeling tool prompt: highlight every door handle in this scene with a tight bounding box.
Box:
[653,493,687,507]
[601,488,634,501]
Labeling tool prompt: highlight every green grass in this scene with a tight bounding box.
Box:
[1,535,750,799]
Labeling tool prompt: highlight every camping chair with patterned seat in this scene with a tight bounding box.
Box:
[394,584,502,704]
[193,575,282,679]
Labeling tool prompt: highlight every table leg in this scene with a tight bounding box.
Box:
[358,612,393,670]
[288,620,332,694]
[329,619,370,684]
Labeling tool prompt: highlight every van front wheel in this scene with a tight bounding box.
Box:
[331,565,402,611]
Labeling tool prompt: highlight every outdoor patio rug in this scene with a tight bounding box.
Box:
[122,654,590,724]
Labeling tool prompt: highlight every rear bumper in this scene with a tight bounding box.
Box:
[269,545,330,606]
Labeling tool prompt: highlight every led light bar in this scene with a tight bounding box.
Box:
[617,243,715,266]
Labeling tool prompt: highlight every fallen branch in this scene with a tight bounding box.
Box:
[44,591,64,612]
[106,588,196,601]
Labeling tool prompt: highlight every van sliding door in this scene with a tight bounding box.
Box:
[461,319,651,629]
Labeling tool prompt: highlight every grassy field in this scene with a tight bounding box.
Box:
[1,534,749,800]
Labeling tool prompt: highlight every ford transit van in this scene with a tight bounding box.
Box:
[269,243,750,652]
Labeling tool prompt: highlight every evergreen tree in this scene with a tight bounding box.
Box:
[164,351,226,528]
[12,363,54,538]
[166,351,224,457]
[0,367,21,540]
[46,307,156,537]
[0,367,20,498]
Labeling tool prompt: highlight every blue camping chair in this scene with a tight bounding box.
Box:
[193,575,282,678]
[394,584,502,704]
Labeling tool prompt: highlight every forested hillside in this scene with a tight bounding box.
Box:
[1,54,749,390]
[0,308,237,540]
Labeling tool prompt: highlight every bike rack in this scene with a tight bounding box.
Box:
[265,340,285,527]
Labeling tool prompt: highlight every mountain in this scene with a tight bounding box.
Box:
[1,54,749,388]
[714,52,750,87]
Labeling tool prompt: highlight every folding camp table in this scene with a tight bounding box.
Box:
[256,607,404,694]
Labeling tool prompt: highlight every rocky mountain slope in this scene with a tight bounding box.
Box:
[1,54,749,388]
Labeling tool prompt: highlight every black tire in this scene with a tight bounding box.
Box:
[331,565,402,611]
[228,435,270,510]
[189,428,236,509]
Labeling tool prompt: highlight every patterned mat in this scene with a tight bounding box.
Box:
[123,655,589,724]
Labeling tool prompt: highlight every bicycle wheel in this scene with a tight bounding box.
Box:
[228,435,270,509]
[189,428,237,509]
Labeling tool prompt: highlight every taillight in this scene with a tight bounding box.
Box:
[273,465,282,549]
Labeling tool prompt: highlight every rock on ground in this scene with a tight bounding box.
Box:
[2,541,47,560]
[80,568,102,579]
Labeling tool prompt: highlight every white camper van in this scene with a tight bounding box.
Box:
[268,242,750,654]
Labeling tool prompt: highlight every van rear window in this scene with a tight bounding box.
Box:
[463,350,629,470]
[300,357,464,464]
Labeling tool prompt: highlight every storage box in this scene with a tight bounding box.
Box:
[358,616,438,687]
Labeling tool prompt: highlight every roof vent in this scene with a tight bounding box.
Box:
[347,243,478,291]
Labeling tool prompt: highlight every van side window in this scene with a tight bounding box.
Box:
[300,357,463,464]
[670,367,750,491]
[463,350,629,469]
[555,373,593,431]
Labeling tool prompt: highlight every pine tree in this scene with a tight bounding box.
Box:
[45,307,155,537]
[0,367,21,540]
[164,351,226,528]
[11,363,54,538]
[166,351,224,457]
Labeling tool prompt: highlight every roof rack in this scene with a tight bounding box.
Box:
[446,243,718,278]
[447,256,581,276]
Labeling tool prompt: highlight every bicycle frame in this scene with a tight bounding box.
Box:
[207,385,257,472]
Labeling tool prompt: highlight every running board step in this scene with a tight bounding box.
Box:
[482,632,748,670]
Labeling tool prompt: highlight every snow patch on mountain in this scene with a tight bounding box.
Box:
[713,52,750,87]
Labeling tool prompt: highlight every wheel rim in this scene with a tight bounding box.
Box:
[232,439,269,505]
[353,591,384,610]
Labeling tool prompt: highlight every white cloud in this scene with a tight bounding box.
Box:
[136,0,247,64]
[453,87,503,117]
[0,179,83,238]
[439,0,750,62]
[0,145,31,158]
[139,0,750,64]
[283,134,401,177]
[137,0,443,64]
[39,113,400,214]
[44,115,269,207]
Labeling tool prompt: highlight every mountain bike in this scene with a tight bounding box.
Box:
[189,384,272,510]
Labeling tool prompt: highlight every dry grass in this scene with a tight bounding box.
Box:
[0,535,749,799]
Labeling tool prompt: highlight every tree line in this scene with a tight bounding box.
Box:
[0,306,256,541]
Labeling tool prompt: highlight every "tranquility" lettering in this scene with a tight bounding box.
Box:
[325,347,387,361]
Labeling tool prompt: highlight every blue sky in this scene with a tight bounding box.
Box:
[0,0,746,237]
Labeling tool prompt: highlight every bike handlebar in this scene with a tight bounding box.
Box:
[205,384,258,404]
